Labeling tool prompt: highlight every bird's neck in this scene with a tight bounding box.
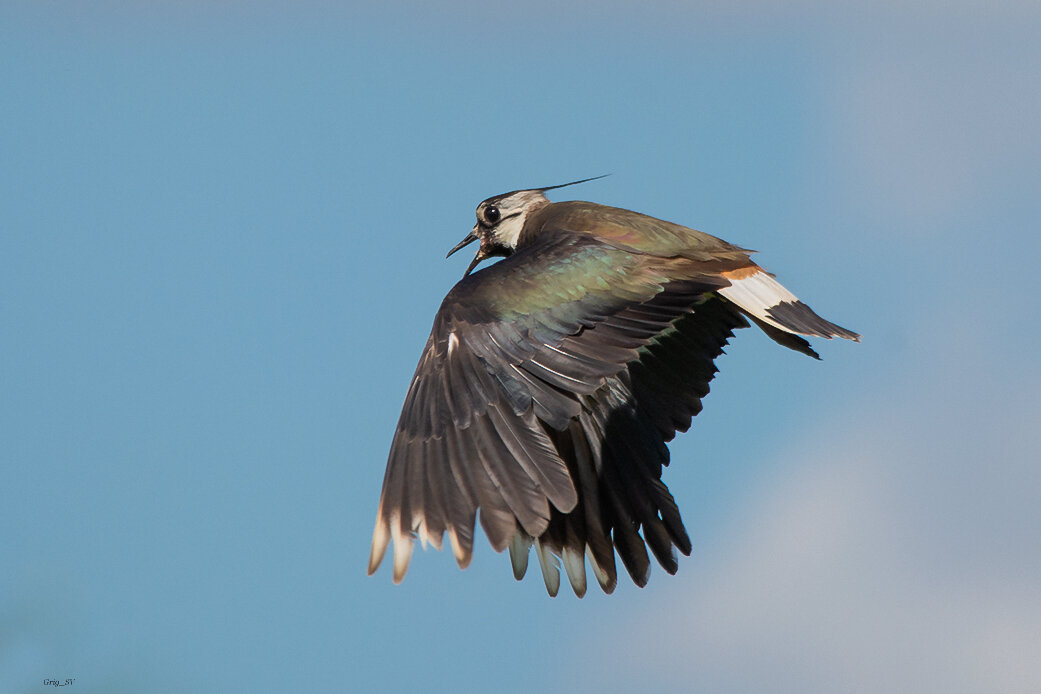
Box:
[513,200,553,249]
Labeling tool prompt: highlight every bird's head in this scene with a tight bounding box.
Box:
[446,175,608,276]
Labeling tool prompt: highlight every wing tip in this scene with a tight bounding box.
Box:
[379,511,414,584]
[368,510,391,576]
[508,531,533,580]
[448,527,474,570]
[534,539,561,597]
[562,546,587,598]
[391,532,415,584]
[587,547,617,594]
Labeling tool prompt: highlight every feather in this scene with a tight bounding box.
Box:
[509,531,533,580]
[562,545,587,598]
[534,539,561,597]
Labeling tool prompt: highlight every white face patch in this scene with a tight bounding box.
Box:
[492,211,527,249]
[479,189,549,250]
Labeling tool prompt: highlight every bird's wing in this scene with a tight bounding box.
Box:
[530,293,749,594]
[368,232,738,585]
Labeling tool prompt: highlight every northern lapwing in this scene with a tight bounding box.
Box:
[368,177,859,596]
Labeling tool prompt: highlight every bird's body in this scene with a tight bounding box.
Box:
[368,180,858,596]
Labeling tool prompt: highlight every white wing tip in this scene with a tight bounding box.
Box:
[586,546,616,593]
[390,512,415,583]
[534,539,561,597]
[509,532,533,580]
[447,527,472,569]
[367,507,391,576]
[562,546,587,598]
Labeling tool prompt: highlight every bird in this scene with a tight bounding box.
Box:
[368,176,858,597]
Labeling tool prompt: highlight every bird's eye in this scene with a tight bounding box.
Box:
[484,206,501,224]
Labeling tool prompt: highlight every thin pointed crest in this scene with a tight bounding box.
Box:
[538,174,610,193]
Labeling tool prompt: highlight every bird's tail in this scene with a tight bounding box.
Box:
[717,265,860,352]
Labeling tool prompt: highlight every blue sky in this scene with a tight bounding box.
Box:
[2,2,1039,692]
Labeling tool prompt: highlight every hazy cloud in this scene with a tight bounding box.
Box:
[574,307,1041,692]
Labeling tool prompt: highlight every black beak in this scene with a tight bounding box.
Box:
[446,231,477,258]
[447,228,486,277]
[463,254,483,277]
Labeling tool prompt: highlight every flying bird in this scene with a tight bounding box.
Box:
[368,177,858,597]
